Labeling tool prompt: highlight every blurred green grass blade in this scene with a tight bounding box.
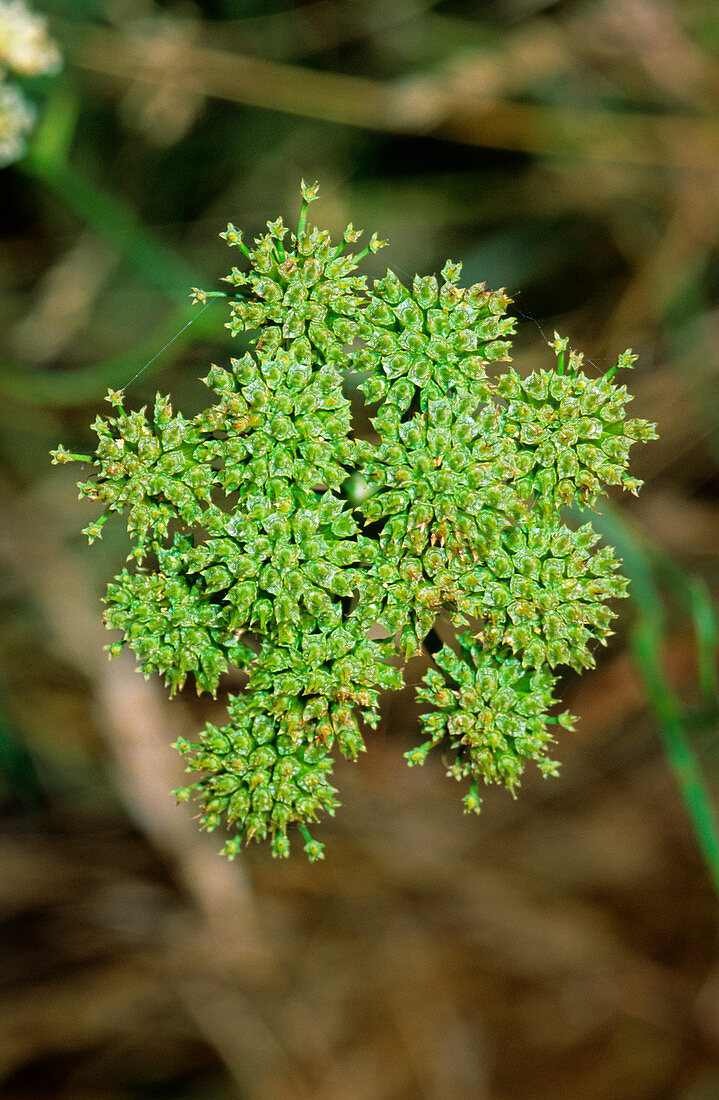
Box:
[631,615,719,895]
[24,82,80,170]
[23,158,198,297]
[685,576,719,707]
[12,89,231,406]
[658,562,719,710]
[23,88,199,298]
[643,538,718,711]
[582,503,719,895]
[0,302,226,406]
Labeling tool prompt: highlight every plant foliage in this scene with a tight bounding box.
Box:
[53,182,656,861]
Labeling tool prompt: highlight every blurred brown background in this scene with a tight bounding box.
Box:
[1,1,719,1096]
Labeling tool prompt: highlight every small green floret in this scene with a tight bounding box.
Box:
[58,184,656,860]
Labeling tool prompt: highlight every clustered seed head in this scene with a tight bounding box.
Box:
[54,182,657,860]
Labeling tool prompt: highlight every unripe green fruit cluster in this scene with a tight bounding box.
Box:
[54,182,656,861]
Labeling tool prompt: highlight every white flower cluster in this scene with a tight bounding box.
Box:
[0,81,34,163]
[0,0,60,166]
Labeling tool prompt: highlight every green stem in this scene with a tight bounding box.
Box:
[297,198,309,240]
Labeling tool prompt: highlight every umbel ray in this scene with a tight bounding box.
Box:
[53,181,656,861]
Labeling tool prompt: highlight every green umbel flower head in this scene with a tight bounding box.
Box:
[54,183,656,860]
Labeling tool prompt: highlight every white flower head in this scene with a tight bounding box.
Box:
[0,81,35,165]
[0,0,61,77]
